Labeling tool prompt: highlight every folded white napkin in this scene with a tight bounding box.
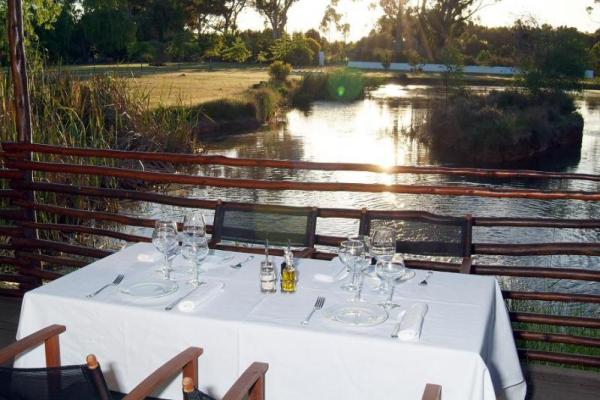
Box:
[396,303,428,341]
[178,281,225,312]
[313,257,349,283]
[137,252,163,263]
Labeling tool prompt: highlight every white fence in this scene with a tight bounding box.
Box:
[347,61,595,79]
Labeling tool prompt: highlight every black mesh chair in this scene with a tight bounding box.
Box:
[211,201,318,258]
[1,325,268,400]
[0,325,202,400]
[359,210,473,273]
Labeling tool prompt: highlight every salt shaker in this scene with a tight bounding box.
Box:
[260,240,276,293]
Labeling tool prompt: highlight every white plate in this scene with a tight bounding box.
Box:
[324,303,388,327]
[120,280,179,298]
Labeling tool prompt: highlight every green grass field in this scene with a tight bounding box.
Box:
[48,62,526,108]
[58,62,272,107]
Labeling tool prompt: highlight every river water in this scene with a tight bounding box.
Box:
[136,84,600,311]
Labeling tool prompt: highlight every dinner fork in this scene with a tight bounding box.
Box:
[301,296,326,326]
[86,274,124,298]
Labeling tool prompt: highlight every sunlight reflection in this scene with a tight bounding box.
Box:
[286,99,410,172]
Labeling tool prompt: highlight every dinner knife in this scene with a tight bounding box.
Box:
[164,283,205,311]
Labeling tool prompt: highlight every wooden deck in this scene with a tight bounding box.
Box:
[0,297,598,399]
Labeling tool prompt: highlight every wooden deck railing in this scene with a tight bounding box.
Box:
[0,142,599,368]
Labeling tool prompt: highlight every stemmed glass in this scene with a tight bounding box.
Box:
[349,235,373,275]
[181,211,206,272]
[376,261,406,310]
[152,220,179,280]
[185,233,209,287]
[370,227,396,294]
[183,211,206,235]
[338,239,365,292]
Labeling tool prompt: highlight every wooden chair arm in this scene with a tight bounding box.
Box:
[222,362,269,400]
[0,324,65,367]
[422,384,442,400]
[123,347,203,400]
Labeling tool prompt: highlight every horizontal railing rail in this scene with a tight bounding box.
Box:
[0,142,598,369]
[8,158,600,200]
[5,142,600,181]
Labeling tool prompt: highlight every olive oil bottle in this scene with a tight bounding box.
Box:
[281,244,297,293]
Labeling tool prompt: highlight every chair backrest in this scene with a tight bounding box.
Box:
[359,210,472,258]
[0,363,112,400]
[211,201,318,248]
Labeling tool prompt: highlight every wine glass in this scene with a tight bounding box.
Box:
[338,239,365,292]
[349,235,373,274]
[186,233,209,287]
[152,220,179,280]
[182,211,206,272]
[376,261,406,310]
[370,227,396,293]
[183,211,206,235]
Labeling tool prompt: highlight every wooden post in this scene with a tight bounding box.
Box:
[7,0,42,286]
[8,0,33,143]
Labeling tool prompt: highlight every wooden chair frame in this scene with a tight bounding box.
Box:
[183,362,268,400]
[2,325,267,400]
[211,201,318,258]
[422,384,442,400]
[359,209,473,274]
[0,324,65,367]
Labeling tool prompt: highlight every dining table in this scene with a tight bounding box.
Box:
[14,243,526,400]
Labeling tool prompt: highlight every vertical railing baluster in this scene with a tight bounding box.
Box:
[7,0,41,288]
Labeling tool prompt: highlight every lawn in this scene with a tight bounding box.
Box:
[59,63,271,107]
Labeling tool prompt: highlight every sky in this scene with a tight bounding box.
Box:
[237,0,600,42]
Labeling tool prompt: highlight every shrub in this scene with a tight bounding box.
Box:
[517,25,588,93]
[269,61,292,83]
[418,90,583,164]
[195,99,257,121]
[221,37,252,63]
[326,68,365,102]
[291,69,365,107]
[284,45,314,66]
[292,73,328,107]
[252,87,280,123]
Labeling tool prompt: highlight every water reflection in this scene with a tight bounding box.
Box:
[122,84,600,303]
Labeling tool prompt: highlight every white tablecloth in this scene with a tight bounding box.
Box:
[15,243,525,400]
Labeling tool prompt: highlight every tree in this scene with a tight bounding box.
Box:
[518,25,589,94]
[416,0,499,60]
[252,0,298,39]
[220,0,248,34]
[590,42,600,73]
[320,0,350,39]
[36,1,85,63]
[221,36,252,62]
[441,40,465,99]
[0,0,62,65]
[378,0,409,54]
[182,0,227,35]
[81,7,136,60]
